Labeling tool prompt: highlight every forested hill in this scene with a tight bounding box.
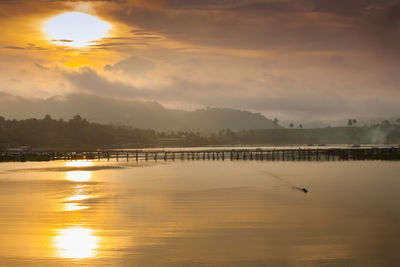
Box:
[0,115,398,150]
[0,93,277,131]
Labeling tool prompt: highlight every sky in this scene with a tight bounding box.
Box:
[0,0,399,125]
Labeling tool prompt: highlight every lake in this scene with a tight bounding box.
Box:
[0,159,399,266]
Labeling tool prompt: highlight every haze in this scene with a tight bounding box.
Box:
[1,0,399,126]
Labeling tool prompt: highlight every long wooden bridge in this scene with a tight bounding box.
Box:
[6,147,398,162]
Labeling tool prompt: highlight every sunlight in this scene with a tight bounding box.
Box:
[54,227,99,259]
[66,194,90,202]
[65,161,94,167]
[44,12,111,47]
[64,194,90,211]
[64,203,89,211]
[65,171,92,182]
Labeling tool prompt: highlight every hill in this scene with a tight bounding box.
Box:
[0,93,277,131]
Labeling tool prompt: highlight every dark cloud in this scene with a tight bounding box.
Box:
[164,0,393,18]
[47,0,126,2]
[228,1,301,15]
[89,41,149,48]
[103,36,160,40]
[3,45,47,51]
[165,0,300,12]
[1,0,397,53]
[3,46,25,50]
[101,36,162,41]
[51,39,74,42]
[104,0,374,51]
[85,0,396,58]
[381,1,400,27]
[361,1,400,56]
[309,0,370,16]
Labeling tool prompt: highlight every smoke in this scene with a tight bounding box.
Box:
[368,127,387,144]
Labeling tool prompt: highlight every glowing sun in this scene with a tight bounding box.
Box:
[44,12,111,47]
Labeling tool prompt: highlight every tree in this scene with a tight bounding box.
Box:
[273,118,279,126]
[299,124,303,129]
[289,123,294,128]
[347,119,353,126]
[352,119,357,125]
[381,120,390,128]
[72,115,82,122]
[44,114,52,121]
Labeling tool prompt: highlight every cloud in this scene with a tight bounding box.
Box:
[90,42,141,47]
[364,1,400,55]
[308,0,373,16]
[63,67,400,123]
[3,45,47,51]
[103,0,372,52]
[3,46,26,50]
[65,67,151,98]
[104,56,154,76]
[35,63,50,70]
[51,39,74,42]
[1,0,400,126]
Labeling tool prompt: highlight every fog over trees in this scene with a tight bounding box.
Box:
[0,115,399,150]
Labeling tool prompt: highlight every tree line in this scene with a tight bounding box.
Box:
[0,115,399,150]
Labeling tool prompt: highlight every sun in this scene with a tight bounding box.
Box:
[44,12,111,48]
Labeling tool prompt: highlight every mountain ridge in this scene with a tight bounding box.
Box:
[0,93,278,131]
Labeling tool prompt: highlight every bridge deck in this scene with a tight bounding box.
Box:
[3,147,397,162]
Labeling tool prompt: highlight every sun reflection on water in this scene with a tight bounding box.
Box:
[65,171,92,182]
[64,203,89,211]
[66,194,90,202]
[64,192,91,211]
[65,161,94,167]
[54,161,101,258]
[54,227,99,259]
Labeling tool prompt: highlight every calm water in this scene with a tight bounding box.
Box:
[0,159,399,266]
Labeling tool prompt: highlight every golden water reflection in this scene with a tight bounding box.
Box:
[66,194,90,202]
[54,227,99,259]
[64,193,90,211]
[65,161,94,168]
[64,202,89,211]
[63,183,91,211]
[65,171,92,182]
[3,161,400,265]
